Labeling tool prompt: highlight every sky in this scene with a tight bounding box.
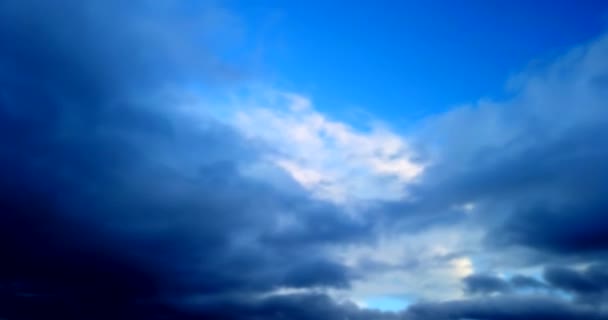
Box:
[230,0,608,122]
[2,1,608,319]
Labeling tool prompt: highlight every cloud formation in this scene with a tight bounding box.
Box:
[0,1,365,318]
[2,1,608,319]
[233,92,424,203]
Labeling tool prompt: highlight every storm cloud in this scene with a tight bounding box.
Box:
[0,1,367,318]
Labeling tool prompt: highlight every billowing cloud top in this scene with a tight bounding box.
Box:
[1,1,608,319]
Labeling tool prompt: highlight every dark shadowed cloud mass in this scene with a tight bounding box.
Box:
[1,0,608,319]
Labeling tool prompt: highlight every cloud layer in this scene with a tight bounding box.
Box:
[1,1,608,319]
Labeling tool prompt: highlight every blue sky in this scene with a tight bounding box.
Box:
[3,1,608,319]
[230,0,608,123]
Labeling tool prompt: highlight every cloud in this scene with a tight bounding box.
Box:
[463,274,511,295]
[326,221,481,304]
[404,295,608,320]
[3,0,608,319]
[0,1,369,318]
[510,274,548,290]
[176,292,608,320]
[403,34,608,261]
[543,264,608,304]
[233,92,424,203]
[369,31,608,318]
[166,291,608,320]
[463,272,550,296]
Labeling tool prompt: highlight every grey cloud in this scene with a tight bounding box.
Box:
[3,0,608,319]
[401,34,608,261]
[544,264,608,304]
[463,274,511,295]
[510,274,548,290]
[171,292,608,320]
[374,33,608,318]
[463,273,550,296]
[0,1,368,319]
[404,295,608,320]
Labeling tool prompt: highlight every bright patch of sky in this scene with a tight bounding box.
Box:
[232,91,424,203]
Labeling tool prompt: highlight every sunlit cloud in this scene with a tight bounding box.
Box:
[233,92,425,203]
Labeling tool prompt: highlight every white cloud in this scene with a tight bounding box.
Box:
[232,91,425,203]
[331,225,482,304]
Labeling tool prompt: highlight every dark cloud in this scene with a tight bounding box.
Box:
[412,122,608,257]
[545,266,601,294]
[486,125,608,254]
[543,264,608,304]
[463,273,551,297]
[403,34,608,261]
[380,34,608,318]
[174,293,402,320]
[161,292,608,320]
[404,295,608,320]
[3,0,608,319]
[0,1,365,318]
[510,274,548,290]
[463,274,511,295]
